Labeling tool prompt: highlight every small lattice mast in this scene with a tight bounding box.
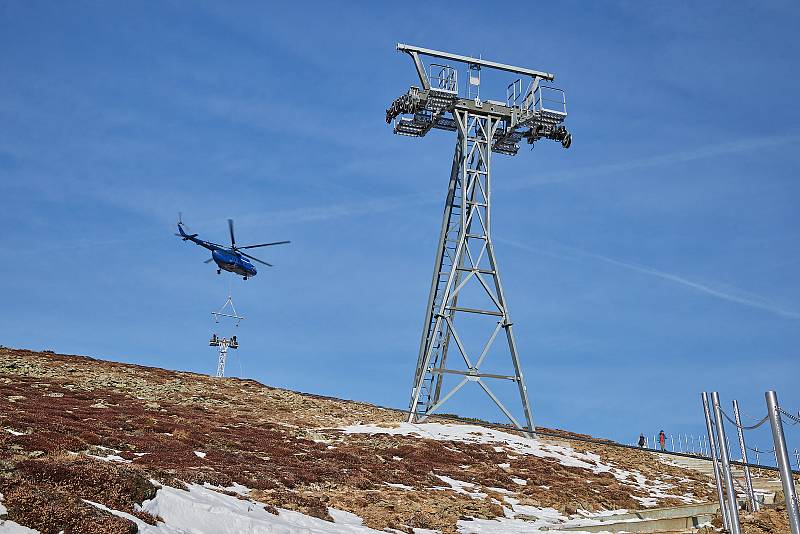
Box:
[386,44,572,434]
[209,290,244,378]
[209,334,238,378]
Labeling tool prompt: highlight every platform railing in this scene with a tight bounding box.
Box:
[428,64,458,94]
[532,85,567,115]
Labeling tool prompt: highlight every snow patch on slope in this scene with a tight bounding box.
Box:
[433,475,487,499]
[458,495,631,533]
[88,483,393,533]
[76,483,611,534]
[0,492,40,534]
[342,422,698,507]
[87,453,131,463]
[0,521,41,534]
[342,422,600,469]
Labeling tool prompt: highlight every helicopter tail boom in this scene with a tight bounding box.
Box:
[176,224,199,240]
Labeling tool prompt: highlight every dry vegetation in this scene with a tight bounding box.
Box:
[701,506,791,534]
[0,347,717,533]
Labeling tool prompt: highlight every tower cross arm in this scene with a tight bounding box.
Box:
[397,43,555,81]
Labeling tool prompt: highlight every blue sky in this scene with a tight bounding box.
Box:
[2,1,799,450]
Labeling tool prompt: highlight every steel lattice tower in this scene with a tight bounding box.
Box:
[386,44,571,434]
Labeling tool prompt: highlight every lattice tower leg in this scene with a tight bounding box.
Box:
[407,109,535,435]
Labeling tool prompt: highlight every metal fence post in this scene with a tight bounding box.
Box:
[712,392,742,534]
[766,391,800,534]
[703,392,731,531]
[733,399,758,511]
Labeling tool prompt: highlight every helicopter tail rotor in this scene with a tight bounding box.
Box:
[175,213,200,240]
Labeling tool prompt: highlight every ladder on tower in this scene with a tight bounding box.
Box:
[415,166,464,412]
[415,135,487,412]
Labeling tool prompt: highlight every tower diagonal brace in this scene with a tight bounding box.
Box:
[407,109,536,435]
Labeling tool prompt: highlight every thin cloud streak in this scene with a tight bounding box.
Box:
[201,191,439,231]
[500,238,800,320]
[229,133,800,229]
[242,133,800,229]
[273,133,798,225]
[129,133,799,282]
[504,133,800,189]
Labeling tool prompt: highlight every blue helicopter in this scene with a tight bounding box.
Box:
[176,217,289,280]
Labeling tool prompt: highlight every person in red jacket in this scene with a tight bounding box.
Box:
[659,430,666,451]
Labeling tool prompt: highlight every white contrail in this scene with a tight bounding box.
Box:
[500,238,800,320]
[244,133,800,226]
[234,192,438,229]
[225,133,799,227]
[505,133,800,188]
[261,192,435,225]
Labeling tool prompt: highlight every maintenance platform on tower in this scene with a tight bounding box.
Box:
[386,43,571,154]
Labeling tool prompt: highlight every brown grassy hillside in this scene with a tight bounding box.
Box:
[0,347,716,533]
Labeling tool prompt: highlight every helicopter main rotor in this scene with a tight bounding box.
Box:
[225,219,290,267]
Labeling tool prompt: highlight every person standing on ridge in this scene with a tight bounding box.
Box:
[659,430,666,451]
[638,434,646,447]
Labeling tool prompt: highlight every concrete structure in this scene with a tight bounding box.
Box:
[561,502,720,533]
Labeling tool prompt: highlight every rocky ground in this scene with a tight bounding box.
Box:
[0,347,720,533]
[739,507,791,534]
[702,506,791,534]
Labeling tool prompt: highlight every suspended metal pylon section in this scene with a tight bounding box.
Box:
[209,281,243,378]
[216,338,230,378]
[388,44,571,435]
[408,110,534,433]
[209,334,238,378]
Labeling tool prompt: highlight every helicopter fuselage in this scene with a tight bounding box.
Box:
[211,248,257,278]
[177,224,258,279]
[176,218,287,279]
